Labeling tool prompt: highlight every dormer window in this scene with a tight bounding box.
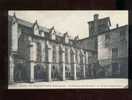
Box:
[33,20,39,36]
[64,32,69,44]
[51,32,56,40]
[49,26,56,40]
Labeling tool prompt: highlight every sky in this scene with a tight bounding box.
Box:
[8,10,128,39]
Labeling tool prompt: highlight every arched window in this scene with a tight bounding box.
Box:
[65,48,68,64]
[53,45,56,63]
[70,49,74,64]
[80,53,83,64]
[37,42,41,62]
[75,50,78,64]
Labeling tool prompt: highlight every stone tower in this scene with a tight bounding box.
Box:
[88,14,111,37]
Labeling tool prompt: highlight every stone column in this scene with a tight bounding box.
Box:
[9,54,15,84]
[72,49,77,80]
[47,63,52,81]
[29,42,37,83]
[9,14,18,84]
[82,55,86,79]
[91,64,94,78]
[61,63,65,81]
[46,41,52,81]
[85,52,88,78]
[41,41,45,62]
[60,45,65,81]
[11,14,18,52]
[73,63,77,80]
[30,62,35,82]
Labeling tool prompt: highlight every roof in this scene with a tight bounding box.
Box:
[9,15,49,32]
[79,24,128,42]
[88,17,111,26]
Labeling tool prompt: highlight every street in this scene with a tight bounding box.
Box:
[8,78,128,89]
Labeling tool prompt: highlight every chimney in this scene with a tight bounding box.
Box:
[94,14,99,20]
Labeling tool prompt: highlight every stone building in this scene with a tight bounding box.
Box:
[8,13,128,83]
[97,24,128,78]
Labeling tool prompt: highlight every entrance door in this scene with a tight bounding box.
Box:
[14,63,27,82]
[65,66,71,80]
[34,64,46,81]
[76,66,81,79]
[51,66,60,81]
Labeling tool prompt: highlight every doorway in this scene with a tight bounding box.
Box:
[34,64,46,81]
[14,63,27,82]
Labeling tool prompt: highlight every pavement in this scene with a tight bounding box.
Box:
[8,78,128,89]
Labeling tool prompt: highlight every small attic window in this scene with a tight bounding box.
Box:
[65,36,69,43]
[52,33,56,40]
[50,26,56,40]
[51,31,56,40]
[33,20,39,36]
[64,32,69,44]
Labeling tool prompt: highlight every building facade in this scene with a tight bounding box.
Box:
[8,13,128,83]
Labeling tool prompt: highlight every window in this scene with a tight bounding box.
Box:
[89,24,94,36]
[65,48,68,64]
[80,54,83,64]
[105,33,110,47]
[53,45,56,63]
[76,51,78,64]
[51,33,56,40]
[98,24,104,33]
[112,48,118,58]
[37,42,41,62]
[105,33,110,40]
[70,50,74,63]
[120,29,126,41]
[120,29,125,37]
[112,63,119,74]
[65,66,71,79]
[120,31,125,37]
[98,23,109,33]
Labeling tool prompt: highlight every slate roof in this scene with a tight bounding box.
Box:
[9,15,49,32]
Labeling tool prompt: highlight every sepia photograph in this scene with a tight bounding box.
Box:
[8,10,128,89]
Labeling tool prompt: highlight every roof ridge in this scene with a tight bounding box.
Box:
[88,17,110,23]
